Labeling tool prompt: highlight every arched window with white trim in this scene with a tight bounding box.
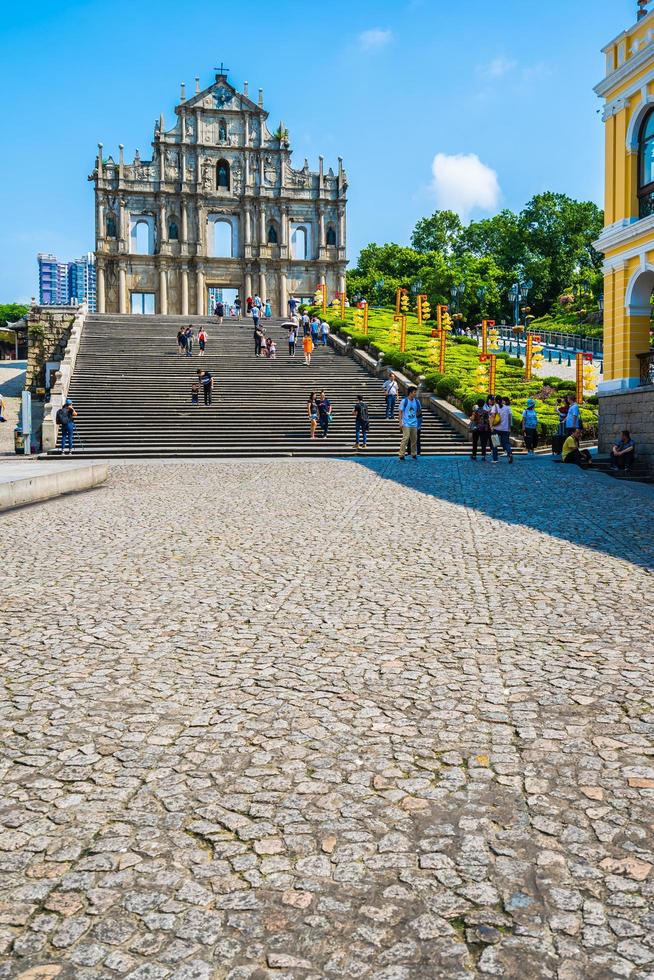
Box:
[291,226,307,260]
[639,109,654,218]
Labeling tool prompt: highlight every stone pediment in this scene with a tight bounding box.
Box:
[182,77,263,116]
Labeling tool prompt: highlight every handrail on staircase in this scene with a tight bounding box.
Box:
[42,304,87,451]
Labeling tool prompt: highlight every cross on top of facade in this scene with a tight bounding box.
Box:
[214,63,230,77]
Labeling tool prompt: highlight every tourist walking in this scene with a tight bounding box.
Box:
[56,398,77,454]
[353,394,369,449]
[246,296,253,314]
[254,294,263,312]
[264,299,272,319]
[197,369,213,406]
[307,391,319,440]
[253,323,264,357]
[469,399,491,461]
[320,320,330,346]
[287,324,297,356]
[214,300,224,324]
[303,333,313,366]
[384,373,399,419]
[398,385,420,461]
[176,328,186,355]
[185,326,194,357]
[289,295,298,317]
[496,396,514,464]
[521,398,539,454]
[311,317,320,347]
[234,296,241,319]
[318,390,332,439]
[198,328,208,356]
[487,395,501,462]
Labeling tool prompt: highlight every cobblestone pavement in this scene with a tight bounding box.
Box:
[2,459,654,980]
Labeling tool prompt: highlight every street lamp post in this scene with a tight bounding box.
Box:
[508,279,533,354]
[374,278,385,308]
[450,281,466,313]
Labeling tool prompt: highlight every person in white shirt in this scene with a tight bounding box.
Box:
[565,396,580,435]
[383,373,399,419]
[320,321,330,346]
[494,396,514,465]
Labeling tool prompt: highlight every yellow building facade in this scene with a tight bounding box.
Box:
[595,4,654,464]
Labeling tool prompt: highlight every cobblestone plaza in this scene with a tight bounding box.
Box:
[1,459,653,979]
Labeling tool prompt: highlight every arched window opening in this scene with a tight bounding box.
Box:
[639,109,654,218]
[168,221,179,241]
[219,119,227,142]
[291,226,307,260]
[106,215,117,238]
[267,225,278,244]
[326,226,337,246]
[212,219,233,258]
[134,221,150,255]
[216,159,230,189]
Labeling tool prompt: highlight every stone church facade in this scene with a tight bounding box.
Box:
[90,70,348,316]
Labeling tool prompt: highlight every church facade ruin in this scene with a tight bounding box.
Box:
[90,70,348,315]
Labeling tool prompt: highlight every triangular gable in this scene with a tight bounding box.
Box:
[181,77,263,115]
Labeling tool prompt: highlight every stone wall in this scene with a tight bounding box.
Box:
[599,386,654,472]
[24,306,78,393]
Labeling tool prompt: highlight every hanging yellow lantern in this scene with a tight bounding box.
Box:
[488,324,500,352]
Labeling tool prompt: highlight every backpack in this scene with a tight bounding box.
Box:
[56,407,68,427]
[358,402,369,425]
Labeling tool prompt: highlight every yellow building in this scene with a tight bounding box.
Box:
[595,1,654,464]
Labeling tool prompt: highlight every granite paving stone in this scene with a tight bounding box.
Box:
[1,458,653,979]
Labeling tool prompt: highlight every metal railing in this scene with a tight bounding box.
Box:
[638,350,654,387]
[496,326,603,358]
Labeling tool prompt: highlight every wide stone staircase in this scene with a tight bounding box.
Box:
[55,314,467,457]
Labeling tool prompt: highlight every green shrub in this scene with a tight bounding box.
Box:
[462,393,487,414]
[505,356,524,367]
[452,336,478,347]
[541,375,563,386]
[585,395,599,406]
[423,371,444,391]
[436,377,458,399]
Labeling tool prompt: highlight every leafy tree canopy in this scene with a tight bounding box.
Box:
[347,193,605,323]
[0,303,28,328]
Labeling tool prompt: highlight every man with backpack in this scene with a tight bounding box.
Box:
[196,369,214,406]
[398,386,421,461]
[353,394,369,450]
[214,301,224,324]
[56,399,77,454]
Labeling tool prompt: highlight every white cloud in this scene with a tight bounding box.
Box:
[488,56,516,78]
[479,56,516,79]
[358,28,393,50]
[430,153,500,220]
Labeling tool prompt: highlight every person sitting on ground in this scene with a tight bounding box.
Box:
[562,428,592,469]
[191,382,199,405]
[610,430,635,472]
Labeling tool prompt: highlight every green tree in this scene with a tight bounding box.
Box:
[0,303,28,327]
[411,210,464,254]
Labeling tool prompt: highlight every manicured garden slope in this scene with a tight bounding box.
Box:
[318,306,599,436]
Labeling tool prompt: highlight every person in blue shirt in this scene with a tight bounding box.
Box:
[610,430,635,472]
[565,396,580,435]
[521,398,539,455]
[398,386,421,461]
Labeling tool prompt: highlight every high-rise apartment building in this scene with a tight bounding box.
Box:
[37,252,97,311]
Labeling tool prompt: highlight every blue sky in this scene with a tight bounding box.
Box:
[0,0,638,302]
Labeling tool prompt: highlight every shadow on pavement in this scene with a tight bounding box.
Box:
[347,454,654,572]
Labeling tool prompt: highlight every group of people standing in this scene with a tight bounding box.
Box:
[177,326,208,357]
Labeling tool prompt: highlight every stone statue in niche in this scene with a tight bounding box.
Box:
[264,154,277,185]
[232,162,244,195]
[201,160,213,192]
[166,149,180,175]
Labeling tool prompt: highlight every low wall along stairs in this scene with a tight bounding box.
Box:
[52,314,466,457]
